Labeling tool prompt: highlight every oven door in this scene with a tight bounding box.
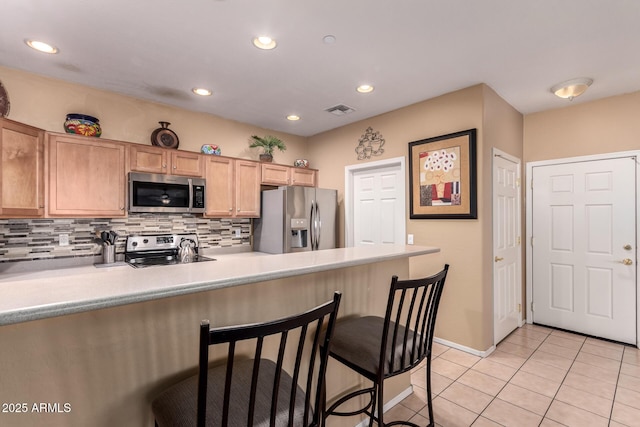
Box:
[129,173,193,213]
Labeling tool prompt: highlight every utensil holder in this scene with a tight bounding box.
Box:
[103,243,115,264]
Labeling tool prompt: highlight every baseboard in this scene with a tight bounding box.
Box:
[352,386,414,427]
[433,337,496,358]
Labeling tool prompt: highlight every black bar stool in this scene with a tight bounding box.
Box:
[152,292,341,427]
[324,265,449,427]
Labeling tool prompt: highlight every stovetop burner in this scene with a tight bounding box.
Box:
[124,234,216,268]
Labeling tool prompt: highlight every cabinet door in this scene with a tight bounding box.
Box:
[261,163,290,186]
[235,160,261,217]
[48,134,126,217]
[129,145,169,174]
[0,119,45,217]
[171,151,204,177]
[291,168,316,187]
[204,156,235,217]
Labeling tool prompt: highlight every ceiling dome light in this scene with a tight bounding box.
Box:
[356,84,374,93]
[252,36,277,50]
[550,78,593,100]
[25,39,58,54]
[192,88,212,96]
[286,115,300,121]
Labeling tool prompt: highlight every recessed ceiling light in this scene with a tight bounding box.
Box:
[323,35,336,44]
[252,36,277,50]
[286,115,300,121]
[356,84,374,93]
[192,88,212,96]
[25,39,58,54]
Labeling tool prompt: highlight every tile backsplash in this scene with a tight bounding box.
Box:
[0,214,251,262]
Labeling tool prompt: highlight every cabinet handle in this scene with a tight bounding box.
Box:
[229,208,232,212]
[237,208,240,212]
[173,165,177,169]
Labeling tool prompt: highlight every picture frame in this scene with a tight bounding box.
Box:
[408,129,477,219]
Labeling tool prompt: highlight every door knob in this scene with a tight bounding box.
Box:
[621,258,633,266]
[624,244,632,251]
[494,256,504,262]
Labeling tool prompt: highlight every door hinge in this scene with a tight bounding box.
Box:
[531,302,535,312]
[517,236,521,245]
[531,236,535,246]
[530,179,533,189]
[518,303,522,313]
[516,178,521,187]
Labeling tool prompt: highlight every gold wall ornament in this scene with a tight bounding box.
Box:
[355,127,385,160]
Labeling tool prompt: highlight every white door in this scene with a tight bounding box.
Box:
[493,150,522,344]
[532,157,637,344]
[346,157,405,247]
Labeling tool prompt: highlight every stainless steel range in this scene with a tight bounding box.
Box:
[124,233,215,268]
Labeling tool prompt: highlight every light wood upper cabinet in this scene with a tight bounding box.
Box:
[129,145,203,177]
[290,167,316,187]
[204,156,260,218]
[47,133,127,217]
[0,118,45,218]
[261,163,317,187]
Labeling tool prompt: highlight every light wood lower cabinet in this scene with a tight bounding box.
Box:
[0,118,45,218]
[261,163,316,187]
[47,133,127,217]
[204,156,260,218]
[129,144,203,177]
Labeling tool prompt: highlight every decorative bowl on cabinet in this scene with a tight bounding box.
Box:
[64,113,102,137]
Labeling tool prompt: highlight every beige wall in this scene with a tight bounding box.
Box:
[524,91,640,162]
[307,85,523,351]
[0,66,308,163]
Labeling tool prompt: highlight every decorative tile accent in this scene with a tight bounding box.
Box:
[0,214,251,262]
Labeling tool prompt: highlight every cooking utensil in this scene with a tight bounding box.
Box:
[101,231,111,245]
[109,231,118,245]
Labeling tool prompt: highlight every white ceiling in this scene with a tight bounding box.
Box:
[2,0,639,137]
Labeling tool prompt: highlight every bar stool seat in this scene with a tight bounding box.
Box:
[152,359,306,426]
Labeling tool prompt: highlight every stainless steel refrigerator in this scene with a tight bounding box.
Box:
[253,186,337,254]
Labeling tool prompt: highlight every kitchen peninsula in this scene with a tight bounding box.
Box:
[0,245,439,427]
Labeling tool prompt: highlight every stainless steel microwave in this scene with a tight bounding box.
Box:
[128,172,205,213]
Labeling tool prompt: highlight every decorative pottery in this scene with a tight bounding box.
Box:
[151,121,179,149]
[0,80,10,118]
[294,159,309,168]
[259,154,273,162]
[201,144,221,155]
[64,113,102,137]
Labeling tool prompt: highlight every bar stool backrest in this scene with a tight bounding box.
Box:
[198,292,342,427]
[380,264,449,378]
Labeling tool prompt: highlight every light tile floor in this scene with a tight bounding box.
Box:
[385,324,640,426]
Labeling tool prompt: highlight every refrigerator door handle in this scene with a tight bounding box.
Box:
[309,200,315,250]
[315,202,321,250]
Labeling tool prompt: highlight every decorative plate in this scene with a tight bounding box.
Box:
[0,80,10,118]
[151,121,179,149]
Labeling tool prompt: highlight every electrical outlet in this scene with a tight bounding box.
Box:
[59,234,69,246]
[407,234,414,245]
[235,228,242,238]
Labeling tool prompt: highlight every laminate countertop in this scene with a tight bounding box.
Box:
[0,245,439,326]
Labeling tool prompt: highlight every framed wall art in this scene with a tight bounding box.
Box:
[408,128,477,219]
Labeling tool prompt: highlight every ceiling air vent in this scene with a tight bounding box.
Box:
[325,104,356,116]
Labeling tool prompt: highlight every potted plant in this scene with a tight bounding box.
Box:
[249,135,286,162]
